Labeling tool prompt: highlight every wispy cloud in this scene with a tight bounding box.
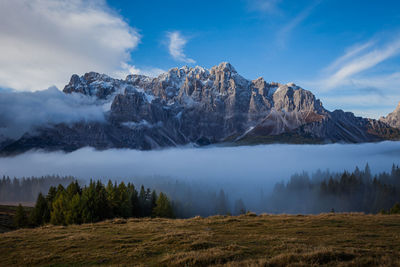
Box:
[302,36,400,118]
[324,41,376,73]
[322,38,400,89]
[167,31,195,64]
[0,0,141,91]
[247,0,282,14]
[276,1,320,47]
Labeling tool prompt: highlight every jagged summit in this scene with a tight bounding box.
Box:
[380,102,400,129]
[2,62,400,154]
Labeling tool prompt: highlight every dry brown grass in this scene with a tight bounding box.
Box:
[0,213,400,266]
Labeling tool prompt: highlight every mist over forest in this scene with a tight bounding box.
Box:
[1,142,400,216]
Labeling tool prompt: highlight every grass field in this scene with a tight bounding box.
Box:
[1,212,400,266]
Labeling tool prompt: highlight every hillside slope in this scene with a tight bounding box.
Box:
[1,214,400,266]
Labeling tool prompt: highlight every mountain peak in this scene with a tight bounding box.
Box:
[380,101,400,129]
[212,62,237,74]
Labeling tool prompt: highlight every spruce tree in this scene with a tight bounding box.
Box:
[139,185,147,217]
[150,190,158,216]
[80,180,97,223]
[153,192,174,218]
[14,204,28,228]
[30,193,48,226]
[128,183,140,217]
[50,191,68,225]
[65,193,82,224]
[117,182,132,218]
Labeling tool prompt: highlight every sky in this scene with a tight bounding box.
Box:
[1,0,400,118]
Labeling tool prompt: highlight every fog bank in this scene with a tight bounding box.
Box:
[1,142,400,186]
[0,88,105,139]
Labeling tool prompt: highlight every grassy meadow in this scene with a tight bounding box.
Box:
[1,212,400,266]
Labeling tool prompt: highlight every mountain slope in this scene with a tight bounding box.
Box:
[380,102,400,129]
[1,62,399,154]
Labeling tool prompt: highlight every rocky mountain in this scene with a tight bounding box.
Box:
[1,62,400,154]
[380,102,400,129]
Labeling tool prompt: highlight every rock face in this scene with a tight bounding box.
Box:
[1,62,399,154]
[380,102,400,129]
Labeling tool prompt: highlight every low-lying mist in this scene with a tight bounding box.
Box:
[1,142,399,181]
[1,142,400,214]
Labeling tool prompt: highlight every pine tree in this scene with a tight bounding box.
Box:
[80,180,98,223]
[139,185,147,217]
[364,163,372,181]
[14,204,28,228]
[153,192,174,218]
[150,190,157,216]
[117,182,132,218]
[66,180,81,199]
[50,191,68,225]
[65,193,82,224]
[106,180,117,218]
[95,181,111,220]
[128,183,140,217]
[30,193,48,226]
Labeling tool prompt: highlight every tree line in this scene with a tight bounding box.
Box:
[0,175,75,202]
[266,164,400,214]
[14,180,174,228]
[0,175,246,218]
[8,163,400,223]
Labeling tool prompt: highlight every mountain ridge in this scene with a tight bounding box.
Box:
[1,62,400,154]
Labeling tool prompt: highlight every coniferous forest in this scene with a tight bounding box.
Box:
[0,175,75,202]
[266,164,400,214]
[17,180,175,228]
[4,164,400,230]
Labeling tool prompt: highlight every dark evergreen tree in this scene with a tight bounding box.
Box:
[14,204,28,228]
[128,183,140,217]
[153,192,174,218]
[139,185,147,217]
[150,190,157,216]
[29,193,48,226]
[66,193,82,224]
[50,190,68,225]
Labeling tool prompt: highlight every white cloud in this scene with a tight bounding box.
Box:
[167,31,195,64]
[114,63,165,79]
[0,0,141,91]
[324,41,375,73]
[321,38,400,90]
[0,87,105,139]
[301,37,400,118]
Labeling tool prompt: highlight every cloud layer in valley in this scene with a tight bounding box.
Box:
[0,88,105,139]
[0,0,140,91]
[1,142,400,197]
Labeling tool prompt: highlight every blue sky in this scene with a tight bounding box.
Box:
[1,0,400,118]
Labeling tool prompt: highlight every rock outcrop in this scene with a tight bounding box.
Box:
[380,102,400,129]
